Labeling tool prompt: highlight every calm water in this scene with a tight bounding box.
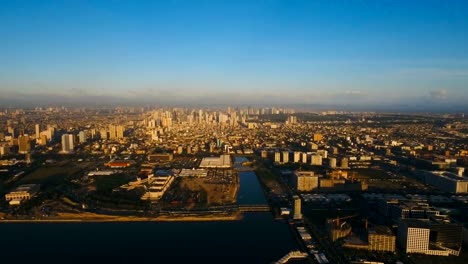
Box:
[0,158,298,263]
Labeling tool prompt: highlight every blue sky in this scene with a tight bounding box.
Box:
[1,0,468,109]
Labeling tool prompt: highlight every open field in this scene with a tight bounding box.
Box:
[18,166,82,185]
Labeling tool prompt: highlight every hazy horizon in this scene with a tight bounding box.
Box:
[1,1,468,111]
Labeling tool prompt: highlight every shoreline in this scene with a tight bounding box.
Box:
[0,211,244,223]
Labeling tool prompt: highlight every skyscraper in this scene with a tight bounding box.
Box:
[293,195,303,220]
[61,134,74,153]
[78,131,87,143]
[35,124,40,139]
[18,135,31,154]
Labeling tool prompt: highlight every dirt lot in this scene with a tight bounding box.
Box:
[178,176,238,205]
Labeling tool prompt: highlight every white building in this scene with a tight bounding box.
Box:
[199,155,231,168]
[141,175,175,201]
[397,219,463,256]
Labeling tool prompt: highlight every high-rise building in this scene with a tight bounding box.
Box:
[329,157,337,168]
[282,151,289,163]
[78,131,87,143]
[116,125,124,139]
[294,171,319,192]
[293,151,301,163]
[0,144,10,156]
[311,155,323,166]
[108,125,117,140]
[61,134,74,153]
[293,195,303,220]
[313,133,323,142]
[100,129,108,140]
[35,124,40,139]
[18,135,31,154]
[274,152,281,163]
[301,153,308,163]
[341,158,349,169]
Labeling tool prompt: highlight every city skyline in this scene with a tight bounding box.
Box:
[1,0,468,110]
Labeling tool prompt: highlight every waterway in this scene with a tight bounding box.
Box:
[0,157,298,263]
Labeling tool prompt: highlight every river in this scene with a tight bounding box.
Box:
[0,157,298,263]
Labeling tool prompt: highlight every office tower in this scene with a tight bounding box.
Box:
[18,135,31,154]
[61,134,74,153]
[293,195,303,220]
[301,153,308,163]
[329,157,337,168]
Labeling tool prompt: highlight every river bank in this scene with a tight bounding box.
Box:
[0,211,243,223]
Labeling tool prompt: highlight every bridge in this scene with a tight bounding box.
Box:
[238,204,271,212]
[272,250,308,264]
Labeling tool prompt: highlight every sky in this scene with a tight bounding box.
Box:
[1,0,468,110]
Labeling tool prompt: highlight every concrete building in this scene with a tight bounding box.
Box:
[18,135,31,154]
[141,175,175,201]
[341,158,349,169]
[390,201,440,223]
[301,153,308,163]
[293,195,302,220]
[148,153,173,162]
[398,219,463,256]
[293,151,301,163]
[0,144,10,156]
[368,226,396,252]
[5,184,40,205]
[61,134,74,153]
[35,124,40,139]
[294,171,319,192]
[78,131,87,143]
[274,152,281,163]
[329,157,337,168]
[199,155,231,168]
[419,171,468,193]
[282,151,289,163]
[313,133,323,142]
[311,155,323,166]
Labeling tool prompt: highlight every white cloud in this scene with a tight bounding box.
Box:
[429,89,448,100]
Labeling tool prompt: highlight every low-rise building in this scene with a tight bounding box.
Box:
[5,184,40,205]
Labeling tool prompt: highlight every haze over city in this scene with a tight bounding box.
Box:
[1,0,468,110]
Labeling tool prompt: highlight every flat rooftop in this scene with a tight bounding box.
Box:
[430,171,468,182]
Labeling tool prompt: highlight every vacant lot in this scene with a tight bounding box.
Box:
[19,166,82,185]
